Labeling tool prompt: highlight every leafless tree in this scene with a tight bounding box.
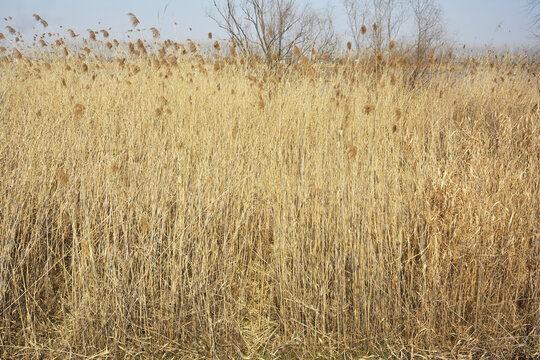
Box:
[409,0,445,63]
[343,0,407,53]
[373,0,408,52]
[303,7,339,57]
[209,0,336,60]
[528,0,540,38]
[343,0,370,50]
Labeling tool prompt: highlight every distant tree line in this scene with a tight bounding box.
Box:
[209,0,447,62]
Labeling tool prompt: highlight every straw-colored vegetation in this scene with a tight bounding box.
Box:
[0,15,539,360]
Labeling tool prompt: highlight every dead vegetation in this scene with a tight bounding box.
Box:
[0,13,538,360]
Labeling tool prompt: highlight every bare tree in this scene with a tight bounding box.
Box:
[528,0,540,38]
[304,7,339,57]
[344,0,370,50]
[343,0,407,53]
[209,0,336,60]
[373,0,407,52]
[409,0,445,63]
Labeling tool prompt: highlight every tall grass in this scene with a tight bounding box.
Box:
[0,19,538,359]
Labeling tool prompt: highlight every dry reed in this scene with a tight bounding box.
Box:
[0,17,538,360]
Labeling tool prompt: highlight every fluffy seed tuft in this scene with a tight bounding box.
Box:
[364,104,374,115]
[127,13,140,27]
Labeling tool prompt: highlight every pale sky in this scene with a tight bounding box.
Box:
[0,0,538,49]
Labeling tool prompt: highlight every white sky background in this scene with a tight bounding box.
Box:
[0,0,538,50]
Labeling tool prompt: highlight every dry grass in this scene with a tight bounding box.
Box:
[0,23,538,359]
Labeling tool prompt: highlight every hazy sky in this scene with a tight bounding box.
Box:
[0,0,538,48]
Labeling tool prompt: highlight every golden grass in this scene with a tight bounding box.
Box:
[0,33,538,359]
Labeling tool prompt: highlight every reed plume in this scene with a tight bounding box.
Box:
[12,48,22,59]
[127,13,140,27]
[55,168,69,185]
[150,27,160,39]
[361,24,367,34]
[364,103,374,114]
[87,29,96,41]
[73,103,85,117]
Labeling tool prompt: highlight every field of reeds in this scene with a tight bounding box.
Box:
[0,16,539,360]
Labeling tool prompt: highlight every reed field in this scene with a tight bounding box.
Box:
[0,17,539,359]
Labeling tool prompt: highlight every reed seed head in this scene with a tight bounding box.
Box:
[13,48,22,60]
[87,29,96,41]
[364,104,374,115]
[127,13,140,27]
[158,96,168,106]
[346,141,358,158]
[188,41,197,53]
[74,104,85,119]
[56,168,69,185]
[361,25,367,34]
